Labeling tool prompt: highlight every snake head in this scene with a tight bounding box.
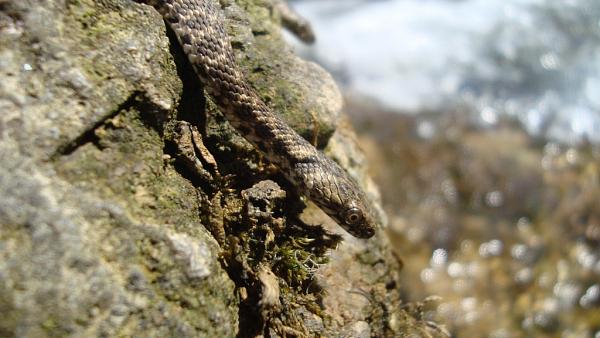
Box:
[298,159,377,239]
[320,200,376,238]
[337,202,376,238]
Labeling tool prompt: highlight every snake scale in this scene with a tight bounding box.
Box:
[147,0,376,238]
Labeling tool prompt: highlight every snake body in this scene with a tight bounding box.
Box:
[148,0,376,238]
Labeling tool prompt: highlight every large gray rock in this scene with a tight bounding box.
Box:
[0,0,430,337]
[1,0,237,336]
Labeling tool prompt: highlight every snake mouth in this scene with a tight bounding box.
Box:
[361,227,376,238]
[347,225,375,239]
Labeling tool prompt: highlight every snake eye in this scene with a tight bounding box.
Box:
[344,207,363,225]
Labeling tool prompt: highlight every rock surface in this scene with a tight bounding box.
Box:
[0,0,432,337]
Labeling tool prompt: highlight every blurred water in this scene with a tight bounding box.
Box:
[288,0,600,144]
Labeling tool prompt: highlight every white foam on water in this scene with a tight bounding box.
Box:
[289,0,600,144]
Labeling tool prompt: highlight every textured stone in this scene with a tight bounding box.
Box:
[0,0,414,337]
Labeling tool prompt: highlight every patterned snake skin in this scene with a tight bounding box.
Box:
[147,0,376,238]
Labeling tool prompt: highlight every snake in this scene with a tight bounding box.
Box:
[146,0,376,238]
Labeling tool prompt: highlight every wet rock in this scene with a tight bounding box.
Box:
[348,100,600,337]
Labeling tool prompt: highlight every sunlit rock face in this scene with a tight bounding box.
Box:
[289,0,600,144]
